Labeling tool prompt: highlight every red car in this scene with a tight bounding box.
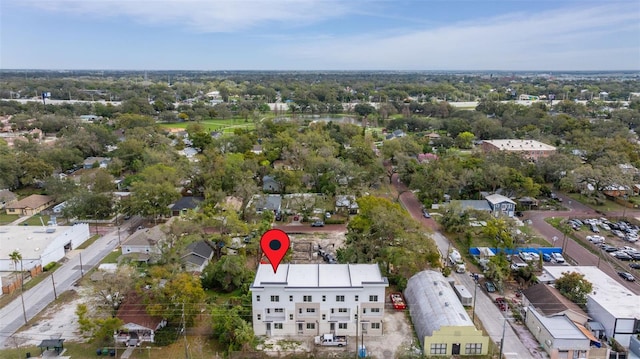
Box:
[495,297,508,311]
[390,292,407,310]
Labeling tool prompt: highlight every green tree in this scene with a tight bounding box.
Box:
[147,272,206,326]
[455,131,475,149]
[9,250,22,283]
[211,305,256,352]
[201,255,253,292]
[554,271,593,307]
[129,182,180,221]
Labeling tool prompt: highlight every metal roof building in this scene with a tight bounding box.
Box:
[404,270,489,356]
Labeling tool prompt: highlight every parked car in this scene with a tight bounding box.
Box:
[618,272,636,281]
[613,252,633,261]
[495,297,508,311]
[542,253,552,262]
[422,209,431,218]
[519,252,534,262]
[550,252,565,263]
[311,220,325,227]
[511,262,528,271]
[485,281,496,293]
[629,262,640,269]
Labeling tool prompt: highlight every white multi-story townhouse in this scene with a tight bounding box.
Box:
[250,263,389,337]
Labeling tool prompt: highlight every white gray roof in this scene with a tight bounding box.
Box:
[485,193,516,205]
[543,266,639,319]
[251,264,388,288]
[528,307,588,340]
[404,270,473,346]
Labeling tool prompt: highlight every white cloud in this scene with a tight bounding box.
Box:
[280,4,640,70]
[16,0,356,32]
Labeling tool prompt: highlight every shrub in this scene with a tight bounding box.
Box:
[43,262,56,271]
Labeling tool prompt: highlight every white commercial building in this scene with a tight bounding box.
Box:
[0,224,90,288]
[250,264,388,337]
[543,266,640,348]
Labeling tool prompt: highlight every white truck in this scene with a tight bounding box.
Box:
[314,333,348,347]
[449,249,466,273]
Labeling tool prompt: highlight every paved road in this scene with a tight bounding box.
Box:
[391,174,536,359]
[0,224,130,348]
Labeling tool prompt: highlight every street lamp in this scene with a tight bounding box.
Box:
[472,275,479,324]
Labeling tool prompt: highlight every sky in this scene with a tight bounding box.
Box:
[1,0,639,71]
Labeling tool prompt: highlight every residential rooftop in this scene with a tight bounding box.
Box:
[528,307,587,340]
[252,264,388,288]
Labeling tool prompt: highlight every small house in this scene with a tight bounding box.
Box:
[170,196,203,217]
[5,194,55,216]
[181,240,215,273]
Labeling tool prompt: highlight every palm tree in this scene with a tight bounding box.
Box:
[9,250,23,288]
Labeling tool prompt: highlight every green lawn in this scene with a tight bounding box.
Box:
[565,193,628,212]
[0,213,19,225]
[76,234,101,250]
[21,214,52,226]
[100,250,122,264]
[159,118,256,133]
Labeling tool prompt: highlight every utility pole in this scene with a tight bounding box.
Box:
[79,252,84,278]
[499,319,507,359]
[182,302,189,359]
[51,273,57,300]
[20,285,28,324]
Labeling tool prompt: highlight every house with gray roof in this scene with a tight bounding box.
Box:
[181,240,214,273]
[524,307,592,359]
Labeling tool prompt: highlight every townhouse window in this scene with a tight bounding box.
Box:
[322,295,326,302]
[289,295,293,302]
[303,295,312,302]
[362,308,366,314]
[322,314,326,320]
[465,343,482,355]
[430,344,446,355]
[289,314,293,320]
[338,323,348,329]
[266,309,270,314]
[336,295,345,302]
[573,351,586,359]
[371,308,380,313]
[270,295,279,302]
[558,351,569,359]
[274,323,283,330]
[369,295,378,302]
[299,308,302,314]
[256,295,260,302]
[306,323,315,329]
[306,308,316,313]
[371,322,380,329]
[274,308,284,313]
[355,295,359,302]
[257,314,261,320]
[338,308,348,313]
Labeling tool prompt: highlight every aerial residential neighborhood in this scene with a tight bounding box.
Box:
[1,69,639,359]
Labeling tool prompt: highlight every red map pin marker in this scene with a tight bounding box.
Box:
[260,229,290,273]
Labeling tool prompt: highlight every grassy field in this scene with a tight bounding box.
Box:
[21,214,52,226]
[0,213,19,225]
[566,193,629,213]
[159,118,256,133]
[76,235,101,250]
